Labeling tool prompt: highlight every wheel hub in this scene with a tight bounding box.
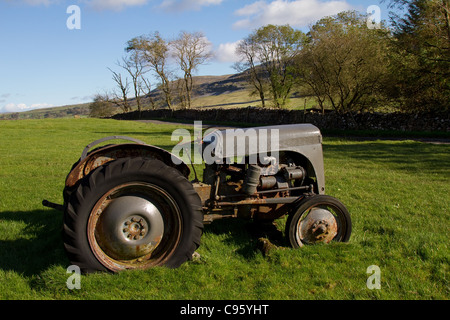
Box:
[123,216,148,241]
[95,196,165,260]
[298,207,338,244]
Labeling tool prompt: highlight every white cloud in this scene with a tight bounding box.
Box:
[87,0,149,11]
[159,0,223,12]
[23,0,55,4]
[4,0,224,11]
[214,40,242,63]
[233,0,353,29]
[2,0,58,5]
[0,103,53,113]
[2,0,148,10]
[71,95,93,101]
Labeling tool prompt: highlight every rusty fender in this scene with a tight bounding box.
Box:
[65,136,190,189]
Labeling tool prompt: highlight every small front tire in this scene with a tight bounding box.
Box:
[286,195,351,248]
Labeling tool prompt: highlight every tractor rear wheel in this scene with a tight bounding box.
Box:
[286,195,351,248]
[63,157,203,273]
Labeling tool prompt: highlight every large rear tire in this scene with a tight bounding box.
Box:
[63,157,203,273]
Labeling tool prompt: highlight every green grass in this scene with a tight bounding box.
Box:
[0,118,448,300]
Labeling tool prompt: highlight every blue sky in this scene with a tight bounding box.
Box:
[0,0,392,113]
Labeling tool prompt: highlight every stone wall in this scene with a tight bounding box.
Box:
[111,107,450,132]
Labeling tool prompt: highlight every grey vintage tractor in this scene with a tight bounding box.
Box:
[43,123,351,273]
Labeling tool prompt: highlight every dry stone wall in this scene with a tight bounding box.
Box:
[111,107,449,132]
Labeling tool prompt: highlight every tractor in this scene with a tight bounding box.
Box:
[43,123,351,273]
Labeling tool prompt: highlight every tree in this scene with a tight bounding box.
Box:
[127,32,174,110]
[89,94,114,118]
[172,31,212,109]
[234,37,268,108]
[295,11,390,116]
[108,66,131,113]
[236,24,306,109]
[383,0,450,111]
[140,76,157,110]
[120,54,146,114]
[257,25,306,109]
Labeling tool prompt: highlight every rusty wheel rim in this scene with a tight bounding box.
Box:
[295,204,343,246]
[87,182,182,272]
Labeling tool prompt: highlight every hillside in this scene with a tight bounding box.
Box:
[0,73,250,120]
[131,71,310,111]
[141,72,257,110]
[0,103,91,120]
[0,71,311,120]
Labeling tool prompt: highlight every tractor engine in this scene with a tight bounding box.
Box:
[199,156,313,222]
[242,163,306,195]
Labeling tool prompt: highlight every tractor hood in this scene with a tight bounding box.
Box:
[202,123,326,194]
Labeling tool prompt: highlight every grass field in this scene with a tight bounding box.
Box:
[0,118,448,300]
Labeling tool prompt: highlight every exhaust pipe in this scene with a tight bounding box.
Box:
[42,199,64,212]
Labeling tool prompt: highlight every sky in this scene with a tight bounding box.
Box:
[0,0,392,113]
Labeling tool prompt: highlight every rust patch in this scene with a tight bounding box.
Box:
[192,182,212,206]
[65,144,190,188]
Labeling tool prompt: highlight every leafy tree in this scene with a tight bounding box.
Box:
[236,24,306,109]
[89,94,114,118]
[384,0,450,111]
[295,11,390,116]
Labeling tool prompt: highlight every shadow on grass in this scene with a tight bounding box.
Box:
[92,124,185,141]
[0,210,284,275]
[202,218,286,259]
[94,131,181,138]
[0,210,67,276]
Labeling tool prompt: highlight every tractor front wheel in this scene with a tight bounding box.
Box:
[286,195,351,248]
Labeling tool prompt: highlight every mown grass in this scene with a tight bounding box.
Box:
[0,118,448,300]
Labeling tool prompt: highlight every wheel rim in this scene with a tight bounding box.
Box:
[295,203,346,246]
[87,182,182,272]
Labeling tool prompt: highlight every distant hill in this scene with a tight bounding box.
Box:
[141,72,255,110]
[0,103,91,120]
[0,70,311,120]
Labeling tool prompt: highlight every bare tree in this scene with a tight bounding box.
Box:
[127,32,174,110]
[171,31,212,109]
[108,67,131,112]
[175,78,188,109]
[234,38,267,108]
[119,54,146,114]
[141,76,156,110]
